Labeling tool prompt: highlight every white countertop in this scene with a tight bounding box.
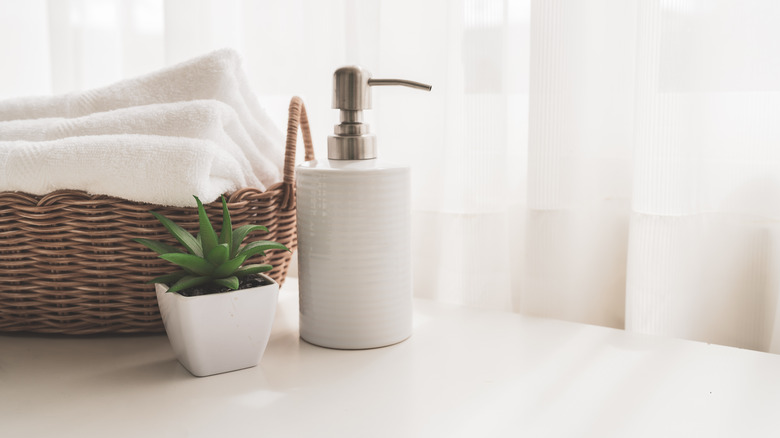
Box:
[2,279,780,437]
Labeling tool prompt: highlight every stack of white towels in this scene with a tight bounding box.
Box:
[0,49,284,207]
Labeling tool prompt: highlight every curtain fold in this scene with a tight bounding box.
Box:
[524,0,635,328]
[626,0,780,352]
[2,0,780,352]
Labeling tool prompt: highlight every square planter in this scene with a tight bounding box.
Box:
[155,274,279,377]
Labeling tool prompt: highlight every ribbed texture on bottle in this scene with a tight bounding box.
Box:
[296,165,412,349]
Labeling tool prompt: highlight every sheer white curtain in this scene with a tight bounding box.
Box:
[3,0,780,353]
[627,0,780,352]
[528,0,780,353]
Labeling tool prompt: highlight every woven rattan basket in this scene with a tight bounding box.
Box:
[0,96,314,335]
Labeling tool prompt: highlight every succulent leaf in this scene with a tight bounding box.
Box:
[194,196,218,256]
[238,240,290,259]
[151,211,202,257]
[213,255,248,277]
[139,196,284,294]
[231,225,268,257]
[168,275,211,293]
[148,270,188,285]
[160,253,214,276]
[205,243,230,266]
[213,276,239,290]
[218,196,233,248]
[233,264,273,277]
[133,238,182,256]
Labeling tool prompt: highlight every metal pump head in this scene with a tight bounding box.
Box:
[328,66,432,160]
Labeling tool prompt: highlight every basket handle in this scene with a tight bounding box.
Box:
[282,96,315,210]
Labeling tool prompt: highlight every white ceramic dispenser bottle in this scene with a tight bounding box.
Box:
[296,66,431,349]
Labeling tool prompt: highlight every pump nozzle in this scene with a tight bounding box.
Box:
[329,66,431,160]
[367,78,433,91]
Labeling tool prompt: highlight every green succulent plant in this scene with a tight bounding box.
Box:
[134,195,289,293]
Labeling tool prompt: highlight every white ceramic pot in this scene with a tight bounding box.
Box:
[155,274,279,377]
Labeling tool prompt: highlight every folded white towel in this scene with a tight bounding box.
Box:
[0,100,280,190]
[0,48,284,182]
[0,134,245,207]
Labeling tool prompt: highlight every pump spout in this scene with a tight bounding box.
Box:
[367,78,432,91]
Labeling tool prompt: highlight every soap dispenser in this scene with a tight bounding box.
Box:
[296,66,431,349]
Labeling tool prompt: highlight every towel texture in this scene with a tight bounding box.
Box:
[0,100,280,190]
[0,135,245,207]
[0,49,284,206]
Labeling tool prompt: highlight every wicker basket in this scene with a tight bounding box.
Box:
[0,96,314,335]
